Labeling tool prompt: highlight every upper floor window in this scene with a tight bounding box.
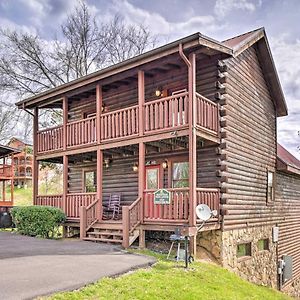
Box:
[172,162,189,188]
[267,171,275,202]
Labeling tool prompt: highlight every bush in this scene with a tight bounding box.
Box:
[11,206,66,238]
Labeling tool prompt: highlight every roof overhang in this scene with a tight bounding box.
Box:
[16,32,233,110]
[0,145,21,158]
[277,158,300,176]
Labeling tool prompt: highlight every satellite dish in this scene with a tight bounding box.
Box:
[196,204,214,221]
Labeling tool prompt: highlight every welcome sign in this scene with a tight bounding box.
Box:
[154,189,171,205]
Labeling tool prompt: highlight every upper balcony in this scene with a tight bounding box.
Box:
[0,164,13,179]
[36,91,219,155]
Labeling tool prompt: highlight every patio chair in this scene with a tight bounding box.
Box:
[103,193,121,220]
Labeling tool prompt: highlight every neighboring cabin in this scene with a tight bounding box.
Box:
[7,137,33,188]
[16,28,300,298]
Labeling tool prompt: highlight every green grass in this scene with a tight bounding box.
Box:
[45,250,291,300]
[13,187,33,206]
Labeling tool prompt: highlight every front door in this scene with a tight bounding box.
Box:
[145,165,161,190]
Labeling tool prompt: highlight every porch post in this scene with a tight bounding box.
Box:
[138,141,145,248]
[96,84,102,144]
[97,148,103,221]
[11,154,14,203]
[138,70,145,136]
[33,107,39,205]
[188,53,197,227]
[63,96,68,150]
[63,155,68,214]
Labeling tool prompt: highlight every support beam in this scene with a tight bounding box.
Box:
[96,84,102,143]
[63,96,68,150]
[97,148,103,220]
[138,70,145,136]
[138,142,145,224]
[63,155,68,214]
[33,107,39,204]
[188,53,197,227]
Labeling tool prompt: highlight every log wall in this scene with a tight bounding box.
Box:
[221,46,277,229]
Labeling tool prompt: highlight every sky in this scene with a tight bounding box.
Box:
[0,0,299,158]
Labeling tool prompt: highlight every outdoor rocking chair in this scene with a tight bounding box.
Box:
[103,193,121,220]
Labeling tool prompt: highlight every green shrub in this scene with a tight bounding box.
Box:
[11,206,66,238]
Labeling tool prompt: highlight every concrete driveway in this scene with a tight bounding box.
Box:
[0,231,155,300]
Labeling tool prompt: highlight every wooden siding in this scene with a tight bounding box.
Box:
[276,171,300,287]
[221,46,277,229]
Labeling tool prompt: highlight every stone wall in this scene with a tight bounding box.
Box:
[196,225,278,288]
[283,277,300,299]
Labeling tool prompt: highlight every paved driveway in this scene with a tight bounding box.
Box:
[0,231,155,300]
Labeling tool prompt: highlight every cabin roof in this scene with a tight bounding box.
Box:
[277,143,300,176]
[0,144,21,158]
[8,137,32,147]
[16,28,288,117]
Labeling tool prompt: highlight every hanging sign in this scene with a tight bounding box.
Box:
[154,189,171,205]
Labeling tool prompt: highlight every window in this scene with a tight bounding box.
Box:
[267,171,275,202]
[258,239,269,251]
[172,162,189,188]
[237,242,251,258]
[146,166,160,190]
[84,170,97,192]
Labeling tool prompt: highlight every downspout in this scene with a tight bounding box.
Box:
[179,43,191,68]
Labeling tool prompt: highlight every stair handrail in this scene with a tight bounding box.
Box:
[80,198,99,239]
[122,196,142,248]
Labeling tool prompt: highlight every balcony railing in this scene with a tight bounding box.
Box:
[0,165,12,178]
[35,92,219,153]
[66,193,97,219]
[35,195,63,209]
[67,116,97,147]
[37,125,63,153]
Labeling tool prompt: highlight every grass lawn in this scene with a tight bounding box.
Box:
[12,187,33,206]
[46,250,291,300]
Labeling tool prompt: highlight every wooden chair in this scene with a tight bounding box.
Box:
[103,193,121,220]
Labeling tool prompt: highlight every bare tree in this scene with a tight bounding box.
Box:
[0,1,157,141]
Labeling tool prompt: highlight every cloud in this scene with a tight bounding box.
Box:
[214,0,257,18]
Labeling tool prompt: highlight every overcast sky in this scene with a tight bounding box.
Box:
[0,0,299,158]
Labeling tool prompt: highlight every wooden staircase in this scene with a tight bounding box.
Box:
[80,197,142,248]
[83,221,140,246]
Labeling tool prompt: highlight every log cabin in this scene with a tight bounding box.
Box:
[16,27,300,297]
[0,144,20,208]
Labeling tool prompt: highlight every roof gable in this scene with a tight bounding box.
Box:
[277,143,300,176]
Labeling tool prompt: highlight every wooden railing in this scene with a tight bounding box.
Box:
[0,165,12,178]
[37,125,63,153]
[67,116,97,147]
[80,198,99,239]
[143,188,189,222]
[66,193,97,219]
[196,93,219,134]
[35,195,63,209]
[144,92,189,133]
[100,105,139,141]
[122,196,142,248]
[196,188,220,220]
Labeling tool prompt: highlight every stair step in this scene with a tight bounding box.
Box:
[83,237,123,243]
[88,231,123,237]
[92,223,123,230]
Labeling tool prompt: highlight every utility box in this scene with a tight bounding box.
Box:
[283,255,293,282]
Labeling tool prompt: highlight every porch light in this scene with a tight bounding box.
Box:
[132,163,138,172]
[104,158,111,168]
[162,160,168,169]
[155,87,162,97]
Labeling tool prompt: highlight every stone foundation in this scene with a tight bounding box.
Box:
[283,278,300,299]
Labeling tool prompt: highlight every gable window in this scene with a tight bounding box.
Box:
[172,162,189,188]
[237,242,252,258]
[84,170,97,192]
[267,171,275,202]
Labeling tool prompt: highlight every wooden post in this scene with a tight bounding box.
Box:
[97,148,103,221]
[63,155,68,214]
[96,84,102,144]
[33,107,39,204]
[11,154,14,204]
[138,141,145,248]
[79,206,87,239]
[138,70,145,136]
[122,206,130,248]
[63,96,68,150]
[188,53,197,256]
[2,180,5,202]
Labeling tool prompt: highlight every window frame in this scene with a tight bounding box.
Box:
[171,160,189,188]
[82,167,97,193]
[257,238,269,252]
[236,242,252,259]
[267,168,275,204]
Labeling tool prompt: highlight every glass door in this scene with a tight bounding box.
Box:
[145,165,161,190]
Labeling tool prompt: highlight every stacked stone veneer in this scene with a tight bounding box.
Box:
[197,225,277,289]
[283,277,300,299]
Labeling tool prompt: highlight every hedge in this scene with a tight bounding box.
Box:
[11,206,66,238]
